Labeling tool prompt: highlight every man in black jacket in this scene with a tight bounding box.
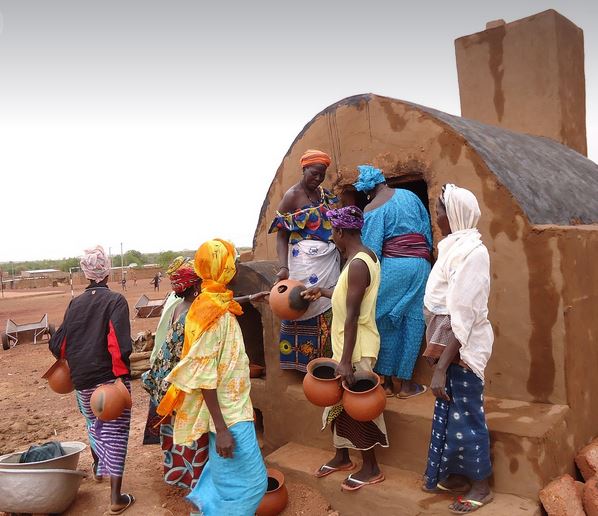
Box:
[50,245,135,515]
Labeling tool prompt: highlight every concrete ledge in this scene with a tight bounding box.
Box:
[282,383,569,498]
[266,442,541,515]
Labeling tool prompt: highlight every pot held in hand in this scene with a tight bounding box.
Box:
[42,359,74,394]
[90,383,126,421]
[256,468,288,516]
[303,358,342,407]
[269,279,309,320]
[342,371,386,422]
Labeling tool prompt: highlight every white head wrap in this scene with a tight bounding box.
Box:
[442,183,481,232]
[80,245,111,282]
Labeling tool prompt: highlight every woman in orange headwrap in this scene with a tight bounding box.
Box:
[157,239,267,516]
[268,149,341,372]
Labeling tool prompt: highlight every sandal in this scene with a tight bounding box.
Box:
[314,461,355,478]
[449,493,494,513]
[341,472,385,491]
[109,494,136,515]
[397,384,428,399]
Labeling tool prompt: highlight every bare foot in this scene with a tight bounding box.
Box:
[449,481,492,513]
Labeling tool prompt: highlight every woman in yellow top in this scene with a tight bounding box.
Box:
[303,206,387,491]
[157,239,267,516]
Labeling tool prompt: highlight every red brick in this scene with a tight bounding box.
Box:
[539,474,585,516]
[576,439,598,481]
[584,477,598,516]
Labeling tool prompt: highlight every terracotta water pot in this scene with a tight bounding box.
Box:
[303,358,342,407]
[256,468,288,516]
[90,384,126,421]
[269,279,309,320]
[342,371,386,422]
[114,378,132,409]
[249,363,265,378]
[42,359,74,394]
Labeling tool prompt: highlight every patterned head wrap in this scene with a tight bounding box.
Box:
[326,206,365,230]
[170,265,200,295]
[353,165,386,192]
[300,149,331,169]
[166,256,189,276]
[80,245,111,282]
[157,238,243,418]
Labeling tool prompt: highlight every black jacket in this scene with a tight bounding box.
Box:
[49,284,132,390]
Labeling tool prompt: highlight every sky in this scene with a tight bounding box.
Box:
[0,0,596,262]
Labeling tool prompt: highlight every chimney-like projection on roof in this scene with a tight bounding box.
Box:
[455,9,587,156]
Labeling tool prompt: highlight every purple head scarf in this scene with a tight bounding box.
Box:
[326,206,364,230]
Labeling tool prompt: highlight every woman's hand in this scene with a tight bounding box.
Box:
[430,367,450,401]
[249,291,270,303]
[276,267,289,281]
[301,287,322,301]
[335,360,355,387]
[216,428,235,458]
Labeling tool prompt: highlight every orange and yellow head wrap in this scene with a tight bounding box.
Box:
[157,238,243,417]
[300,149,331,170]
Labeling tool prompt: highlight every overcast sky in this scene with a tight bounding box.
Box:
[0,0,596,262]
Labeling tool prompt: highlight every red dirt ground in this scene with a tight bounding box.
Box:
[0,282,335,516]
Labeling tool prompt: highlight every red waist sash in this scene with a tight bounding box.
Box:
[382,233,431,262]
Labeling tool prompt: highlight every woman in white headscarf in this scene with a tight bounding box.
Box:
[421,185,494,514]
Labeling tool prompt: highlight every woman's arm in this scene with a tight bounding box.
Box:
[275,230,290,281]
[336,259,370,386]
[429,337,460,401]
[233,291,270,304]
[201,388,235,458]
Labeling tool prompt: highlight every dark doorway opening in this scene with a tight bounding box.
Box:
[237,303,265,367]
[386,178,430,215]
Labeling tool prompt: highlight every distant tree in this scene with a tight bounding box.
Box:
[60,257,80,272]
[123,250,146,266]
[157,250,178,269]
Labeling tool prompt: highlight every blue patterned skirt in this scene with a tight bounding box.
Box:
[424,364,492,489]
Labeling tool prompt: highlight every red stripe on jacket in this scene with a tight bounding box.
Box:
[107,320,129,377]
[60,337,67,359]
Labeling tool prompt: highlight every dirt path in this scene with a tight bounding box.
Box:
[0,284,336,515]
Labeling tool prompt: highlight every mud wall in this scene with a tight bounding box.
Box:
[455,9,587,156]
[253,94,580,405]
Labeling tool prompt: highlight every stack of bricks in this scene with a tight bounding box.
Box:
[539,438,598,515]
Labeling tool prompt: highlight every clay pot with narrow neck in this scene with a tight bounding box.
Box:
[42,359,74,394]
[256,468,288,516]
[269,279,309,320]
[303,358,342,407]
[342,371,386,422]
[114,378,132,409]
[90,383,126,421]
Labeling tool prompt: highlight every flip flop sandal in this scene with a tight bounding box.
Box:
[397,384,428,400]
[448,493,494,514]
[314,462,355,478]
[109,494,136,515]
[341,473,385,491]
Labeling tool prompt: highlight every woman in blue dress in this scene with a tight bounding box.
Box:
[354,165,432,398]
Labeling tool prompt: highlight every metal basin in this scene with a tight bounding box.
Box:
[0,440,87,470]
[0,468,87,514]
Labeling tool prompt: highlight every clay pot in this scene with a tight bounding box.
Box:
[269,280,309,320]
[256,468,288,516]
[90,384,126,421]
[42,359,74,394]
[342,371,386,422]
[249,363,265,378]
[303,358,342,407]
[114,378,132,409]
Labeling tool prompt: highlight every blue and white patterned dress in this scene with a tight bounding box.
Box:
[361,189,432,379]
